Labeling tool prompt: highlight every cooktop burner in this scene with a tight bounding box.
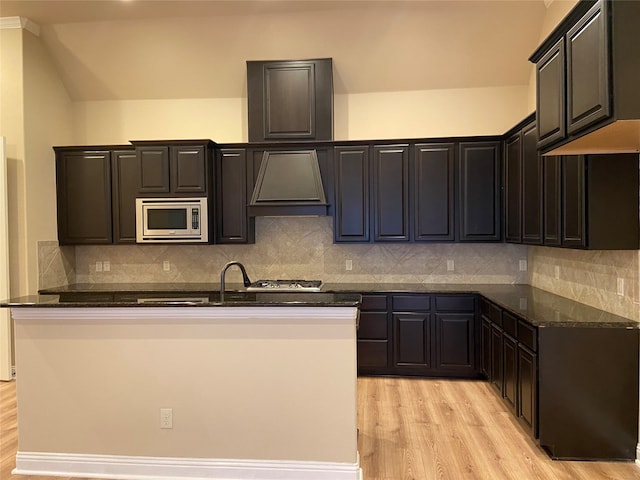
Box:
[246,280,322,292]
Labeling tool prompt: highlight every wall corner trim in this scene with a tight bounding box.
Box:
[14,452,362,480]
[0,16,40,36]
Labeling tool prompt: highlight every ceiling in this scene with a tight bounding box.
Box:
[0,0,553,101]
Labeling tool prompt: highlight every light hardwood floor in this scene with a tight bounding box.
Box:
[2,377,640,480]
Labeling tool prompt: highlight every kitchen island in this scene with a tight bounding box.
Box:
[1,292,362,480]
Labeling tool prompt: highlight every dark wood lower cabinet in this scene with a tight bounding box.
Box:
[517,345,537,437]
[393,312,432,371]
[357,293,478,378]
[490,324,503,394]
[502,334,518,413]
[538,327,639,460]
[480,316,492,378]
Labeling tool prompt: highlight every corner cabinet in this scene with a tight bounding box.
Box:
[457,141,501,242]
[55,146,138,245]
[530,0,640,152]
[504,116,542,245]
[357,292,479,378]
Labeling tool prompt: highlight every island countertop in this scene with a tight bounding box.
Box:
[24,282,639,329]
[0,290,361,309]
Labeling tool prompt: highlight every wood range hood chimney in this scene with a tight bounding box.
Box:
[246,58,333,217]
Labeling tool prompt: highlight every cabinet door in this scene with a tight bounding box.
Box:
[490,324,503,394]
[247,59,333,142]
[481,316,492,379]
[413,143,454,241]
[334,146,370,242]
[138,146,170,194]
[372,145,409,242]
[171,145,207,195]
[217,149,252,244]
[504,133,522,243]
[518,345,538,438]
[458,142,501,242]
[562,155,586,247]
[537,38,566,149]
[566,1,610,135]
[112,149,138,244]
[435,313,475,374]
[393,312,432,371]
[543,155,562,246]
[522,122,543,244]
[56,150,112,244]
[503,334,518,413]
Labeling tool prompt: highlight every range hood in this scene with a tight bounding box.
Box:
[248,150,329,216]
[543,120,640,156]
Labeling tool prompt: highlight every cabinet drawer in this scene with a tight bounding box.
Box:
[480,298,502,326]
[517,319,537,352]
[358,312,388,340]
[435,295,475,312]
[502,311,518,337]
[392,295,430,311]
[361,294,388,311]
[357,340,388,368]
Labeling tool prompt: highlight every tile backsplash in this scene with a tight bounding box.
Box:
[39,217,638,322]
[40,217,528,288]
[528,246,639,322]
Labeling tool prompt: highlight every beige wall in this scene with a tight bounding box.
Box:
[0,28,27,298]
[22,29,74,294]
[0,27,73,296]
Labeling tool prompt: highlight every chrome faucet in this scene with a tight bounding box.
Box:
[220,261,252,301]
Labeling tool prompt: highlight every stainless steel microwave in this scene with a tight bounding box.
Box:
[135,198,208,243]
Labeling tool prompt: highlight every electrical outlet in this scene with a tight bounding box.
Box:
[519,260,527,272]
[163,260,170,272]
[160,408,173,429]
[10,365,16,379]
[554,265,560,280]
[103,260,110,272]
[617,278,625,296]
[95,261,102,273]
[446,260,454,272]
[345,259,352,271]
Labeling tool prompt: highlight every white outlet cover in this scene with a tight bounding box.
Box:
[160,408,173,429]
[163,260,170,272]
[446,260,454,272]
[617,278,625,296]
[519,260,527,272]
[103,260,110,272]
[345,259,352,271]
[95,261,102,272]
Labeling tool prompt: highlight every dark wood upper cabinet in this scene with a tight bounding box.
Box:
[55,148,113,245]
[247,59,333,142]
[566,1,609,135]
[536,38,566,149]
[372,144,410,242]
[413,143,455,242]
[504,133,522,243]
[132,140,214,197]
[530,0,640,153]
[171,145,207,194]
[137,146,170,194]
[458,142,501,242]
[543,155,562,246]
[561,155,586,248]
[111,149,138,244]
[521,122,543,244]
[216,149,254,244]
[558,153,639,250]
[334,146,370,242]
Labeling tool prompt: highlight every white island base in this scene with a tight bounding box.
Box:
[11,306,361,480]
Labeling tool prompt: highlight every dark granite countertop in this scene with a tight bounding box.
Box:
[0,290,361,309]
[4,282,636,328]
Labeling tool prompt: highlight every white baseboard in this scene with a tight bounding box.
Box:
[636,443,640,467]
[14,451,362,480]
